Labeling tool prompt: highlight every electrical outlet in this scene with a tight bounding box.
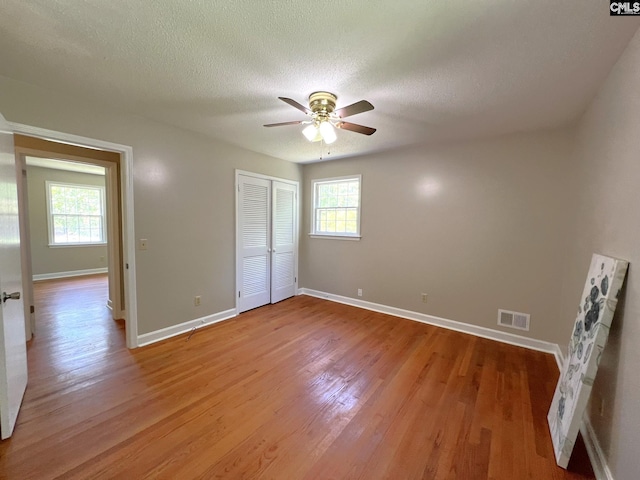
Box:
[194,296,201,306]
[357,288,363,297]
[421,293,428,303]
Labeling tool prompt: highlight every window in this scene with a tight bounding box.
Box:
[46,182,106,245]
[311,175,361,238]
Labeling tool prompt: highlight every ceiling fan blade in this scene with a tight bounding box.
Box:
[264,120,304,127]
[278,97,312,115]
[336,121,376,136]
[334,100,374,118]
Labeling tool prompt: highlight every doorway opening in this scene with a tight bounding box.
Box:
[12,130,137,349]
[20,152,118,353]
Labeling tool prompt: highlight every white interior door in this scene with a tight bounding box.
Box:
[271,181,297,304]
[237,175,271,313]
[0,113,28,439]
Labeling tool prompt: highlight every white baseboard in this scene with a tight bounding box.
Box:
[298,288,560,356]
[552,343,565,371]
[581,416,613,480]
[137,308,236,347]
[33,267,108,281]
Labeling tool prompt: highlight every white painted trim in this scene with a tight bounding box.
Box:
[47,243,108,248]
[308,234,361,241]
[137,308,236,347]
[310,174,362,238]
[297,288,559,356]
[581,416,613,480]
[235,169,299,185]
[45,180,107,245]
[552,343,564,371]
[33,267,108,281]
[10,121,139,348]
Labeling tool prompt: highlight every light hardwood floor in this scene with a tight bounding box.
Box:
[0,275,594,479]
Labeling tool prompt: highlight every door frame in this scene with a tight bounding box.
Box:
[16,163,35,340]
[235,169,299,315]
[9,122,139,349]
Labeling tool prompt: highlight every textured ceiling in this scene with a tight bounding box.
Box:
[1,1,638,163]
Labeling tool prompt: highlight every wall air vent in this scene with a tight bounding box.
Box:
[498,309,530,331]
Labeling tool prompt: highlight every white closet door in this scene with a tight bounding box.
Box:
[237,175,271,313]
[271,181,297,304]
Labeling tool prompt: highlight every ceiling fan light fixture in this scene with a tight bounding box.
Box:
[302,123,321,142]
[319,121,337,144]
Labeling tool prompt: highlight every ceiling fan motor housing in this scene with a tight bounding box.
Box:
[309,91,337,116]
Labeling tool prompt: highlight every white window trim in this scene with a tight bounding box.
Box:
[308,234,361,240]
[310,174,362,239]
[46,181,107,247]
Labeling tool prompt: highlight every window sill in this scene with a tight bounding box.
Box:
[308,234,361,241]
[48,243,107,248]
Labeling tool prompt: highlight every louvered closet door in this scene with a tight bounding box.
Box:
[271,181,297,304]
[237,175,271,313]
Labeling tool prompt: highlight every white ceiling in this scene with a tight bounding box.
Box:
[1,1,638,163]
[25,156,105,175]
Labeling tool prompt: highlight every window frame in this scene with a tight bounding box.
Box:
[45,181,107,247]
[309,174,362,240]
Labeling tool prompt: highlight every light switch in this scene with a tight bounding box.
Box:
[139,238,148,250]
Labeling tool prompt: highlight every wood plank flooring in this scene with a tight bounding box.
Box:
[0,275,594,479]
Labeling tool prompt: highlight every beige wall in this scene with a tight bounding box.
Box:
[26,166,107,275]
[0,75,302,335]
[559,29,640,480]
[300,130,575,344]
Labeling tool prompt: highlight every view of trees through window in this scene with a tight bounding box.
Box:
[313,177,360,235]
[48,183,105,244]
